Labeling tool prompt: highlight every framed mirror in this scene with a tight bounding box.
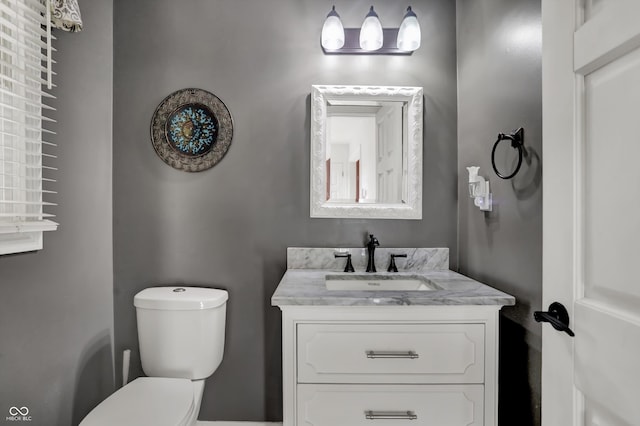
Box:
[310,85,423,219]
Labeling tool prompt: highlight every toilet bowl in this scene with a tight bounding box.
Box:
[80,287,228,426]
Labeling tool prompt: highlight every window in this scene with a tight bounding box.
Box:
[0,0,57,255]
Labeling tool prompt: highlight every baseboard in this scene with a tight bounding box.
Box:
[197,422,282,426]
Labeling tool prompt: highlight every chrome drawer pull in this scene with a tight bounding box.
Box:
[366,350,419,359]
[365,410,418,420]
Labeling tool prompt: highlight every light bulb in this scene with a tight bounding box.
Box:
[321,6,345,50]
[397,6,421,51]
[359,6,383,51]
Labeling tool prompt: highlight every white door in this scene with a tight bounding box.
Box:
[542,1,640,425]
[330,161,346,200]
[375,105,402,203]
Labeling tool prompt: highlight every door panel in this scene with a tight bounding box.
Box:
[375,105,402,203]
[584,397,629,426]
[578,14,640,426]
[576,0,640,74]
[575,301,640,424]
[542,1,640,424]
[584,47,640,307]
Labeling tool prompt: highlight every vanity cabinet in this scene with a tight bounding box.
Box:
[279,306,502,426]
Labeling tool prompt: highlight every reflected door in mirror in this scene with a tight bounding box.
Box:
[326,102,403,204]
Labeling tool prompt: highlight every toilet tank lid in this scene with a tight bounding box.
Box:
[134,286,228,310]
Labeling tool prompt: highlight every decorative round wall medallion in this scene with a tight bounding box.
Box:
[150,88,233,172]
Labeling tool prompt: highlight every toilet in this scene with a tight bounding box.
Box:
[80,286,228,426]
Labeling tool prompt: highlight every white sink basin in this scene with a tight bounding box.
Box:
[325,275,437,291]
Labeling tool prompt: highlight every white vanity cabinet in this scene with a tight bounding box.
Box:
[279,305,502,426]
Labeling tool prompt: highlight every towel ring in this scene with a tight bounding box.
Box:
[491,127,525,179]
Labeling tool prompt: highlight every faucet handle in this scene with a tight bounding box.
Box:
[335,252,355,272]
[387,253,407,272]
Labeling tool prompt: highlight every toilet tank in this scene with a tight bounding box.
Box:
[134,287,228,380]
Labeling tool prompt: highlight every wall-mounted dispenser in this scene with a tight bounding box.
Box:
[467,166,492,211]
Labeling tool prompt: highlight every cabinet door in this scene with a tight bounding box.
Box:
[297,384,483,426]
[297,323,484,384]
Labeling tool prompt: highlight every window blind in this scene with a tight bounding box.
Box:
[0,0,57,255]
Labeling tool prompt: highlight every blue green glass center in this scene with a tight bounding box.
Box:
[166,103,218,156]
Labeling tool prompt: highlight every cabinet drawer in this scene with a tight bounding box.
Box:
[297,323,484,383]
[297,384,483,426]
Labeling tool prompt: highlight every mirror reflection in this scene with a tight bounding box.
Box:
[326,101,407,204]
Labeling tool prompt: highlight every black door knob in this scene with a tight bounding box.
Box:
[534,302,575,337]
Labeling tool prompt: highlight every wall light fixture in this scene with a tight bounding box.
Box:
[321,5,421,55]
[359,6,384,51]
[398,6,421,51]
[321,6,345,50]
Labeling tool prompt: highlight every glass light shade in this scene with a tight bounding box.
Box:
[321,6,345,50]
[397,6,421,51]
[359,6,383,51]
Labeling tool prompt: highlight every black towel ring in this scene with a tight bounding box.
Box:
[491,127,525,179]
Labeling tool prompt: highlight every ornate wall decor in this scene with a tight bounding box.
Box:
[150,88,233,172]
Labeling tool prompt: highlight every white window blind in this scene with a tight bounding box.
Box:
[0,0,57,255]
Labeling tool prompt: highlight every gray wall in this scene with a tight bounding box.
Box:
[456,0,542,424]
[0,1,114,425]
[113,0,458,421]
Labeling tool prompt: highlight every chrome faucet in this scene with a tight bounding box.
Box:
[365,234,380,272]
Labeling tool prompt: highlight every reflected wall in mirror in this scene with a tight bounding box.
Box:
[311,85,423,219]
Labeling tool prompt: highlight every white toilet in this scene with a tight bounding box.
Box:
[80,286,228,426]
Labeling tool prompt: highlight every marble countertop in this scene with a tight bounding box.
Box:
[271,269,516,307]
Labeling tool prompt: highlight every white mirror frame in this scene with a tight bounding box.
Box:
[310,85,423,219]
